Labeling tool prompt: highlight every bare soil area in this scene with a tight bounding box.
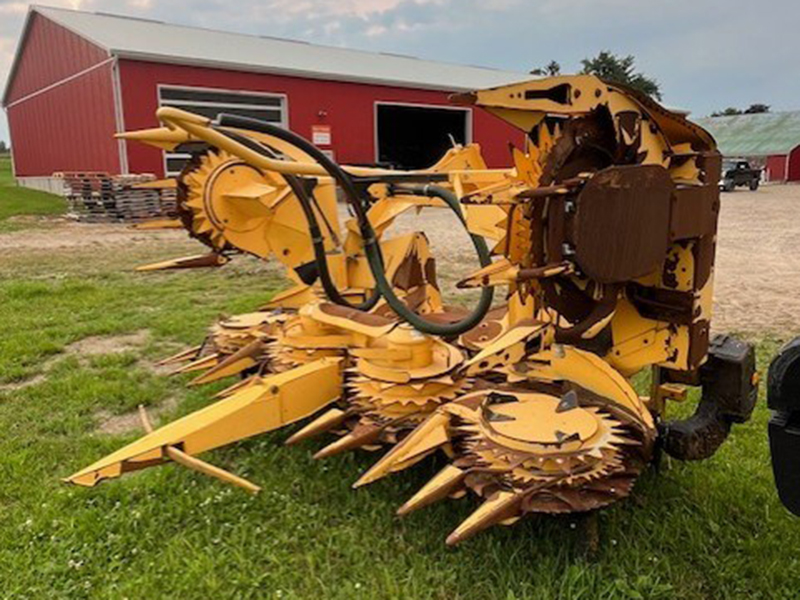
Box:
[94,395,180,435]
[0,330,159,394]
[385,184,800,337]
[4,184,800,336]
[0,219,187,251]
[714,185,800,336]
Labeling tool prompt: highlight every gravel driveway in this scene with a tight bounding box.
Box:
[4,184,799,337]
[382,184,800,337]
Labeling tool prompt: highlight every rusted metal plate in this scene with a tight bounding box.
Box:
[573,164,673,283]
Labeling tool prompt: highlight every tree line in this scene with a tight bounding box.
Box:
[710,104,770,116]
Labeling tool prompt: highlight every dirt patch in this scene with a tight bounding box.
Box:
[0,221,186,251]
[4,215,61,226]
[64,331,150,357]
[138,358,175,377]
[1,331,157,395]
[67,329,181,379]
[68,331,185,435]
[0,373,47,393]
[95,395,181,435]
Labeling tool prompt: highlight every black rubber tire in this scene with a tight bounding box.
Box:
[750,179,760,191]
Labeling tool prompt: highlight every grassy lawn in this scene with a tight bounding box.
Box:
[0,155,66,228]
[0,206,798,598]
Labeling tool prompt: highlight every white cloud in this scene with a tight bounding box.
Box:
[238,0,408,19]
[0,3,30,16]
[1,0,799,143]
[365,24,388,37]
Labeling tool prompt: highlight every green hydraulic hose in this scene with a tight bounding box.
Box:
[217,114,493,336]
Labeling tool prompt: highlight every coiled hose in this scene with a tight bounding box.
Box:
[221,128,381,312]
[216,113,493,336]
[388,184,494,335]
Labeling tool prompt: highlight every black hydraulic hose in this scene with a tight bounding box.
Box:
[217,113,372,222]
[217,114,493,336]
[221,128,380,311]
[389,184,494,335]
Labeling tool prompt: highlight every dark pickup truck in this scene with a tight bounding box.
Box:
[720,158,762,192]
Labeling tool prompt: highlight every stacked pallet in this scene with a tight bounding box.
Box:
[57,172,178,223]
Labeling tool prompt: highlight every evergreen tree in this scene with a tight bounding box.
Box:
[580,51,661,100]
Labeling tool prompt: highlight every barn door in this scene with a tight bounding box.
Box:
[375,103,470,170]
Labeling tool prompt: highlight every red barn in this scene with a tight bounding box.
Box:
[696,112,800,183]
[2,6,528,188]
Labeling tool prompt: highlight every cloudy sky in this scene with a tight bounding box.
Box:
[1,0,799,143]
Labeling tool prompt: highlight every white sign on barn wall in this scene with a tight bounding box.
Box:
[312,125,332,146]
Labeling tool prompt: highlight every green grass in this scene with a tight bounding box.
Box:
[0,154,66,223]
[1,221,799,598]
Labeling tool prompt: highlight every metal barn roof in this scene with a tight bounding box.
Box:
[28,5,530,93]
[695,111,800,157]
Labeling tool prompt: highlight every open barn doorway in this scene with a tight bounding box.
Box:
[376,103,470,170]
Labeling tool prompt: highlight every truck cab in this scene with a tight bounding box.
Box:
[720,158,761,192]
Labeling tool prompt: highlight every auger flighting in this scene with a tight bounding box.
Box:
[66,75,758,545]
